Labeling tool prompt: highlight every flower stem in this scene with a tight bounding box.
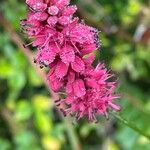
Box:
[111,111,150,140]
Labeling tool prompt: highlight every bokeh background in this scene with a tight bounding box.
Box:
[0,0,150,150]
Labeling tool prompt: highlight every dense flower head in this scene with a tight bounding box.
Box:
[22,0,120,122]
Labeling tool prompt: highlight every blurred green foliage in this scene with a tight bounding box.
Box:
[0,0,150,149]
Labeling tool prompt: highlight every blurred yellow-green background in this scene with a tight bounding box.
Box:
[0,0,150,150]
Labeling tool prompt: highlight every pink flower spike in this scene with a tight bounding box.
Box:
[23,0,120,122]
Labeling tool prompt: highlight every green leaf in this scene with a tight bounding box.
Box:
[15,100,33,121]
[0,59,13,78]
[27,68,43,87]
[34,112,53,134]
[8,71,26,91]
[14,130,41,150]
[0,139,11,150]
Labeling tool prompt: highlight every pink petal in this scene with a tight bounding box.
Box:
[67,70,75,83]
[49,42,60,53]
[70,24,100,49]
[65,96,74,105]
[48,6,59,15]
[62,5,77,16]
[44,27,56,36]
[60,45,75,65]
[86,78,98,88]
[97,103,107,114]
[98,79,105,85]
[109,102,121,111]
[36,43,58,65]
[26,0,43,7]
[33,37,46,47]
[36,48,57,66]
[55,61,68,78]
[32,2,47,11]
[47,16,58,26]
[50,78,63,92]
[55,0,70,9]
[68,17,79,30]
[66,83,73,94]
[47,70,63,92]
[66,71,75,94]
[58,16,70,25]
[62,17,79,35]
[71,56,85,73]
[81,44,97,55]
[73,79,86,97]
[84,54,96,65]
[34,12,48,21]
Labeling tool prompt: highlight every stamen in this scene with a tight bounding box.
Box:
[34,35,46,38]
[54,40,61,52]
[40,33,51,48]
[27,4,37,12]
[70,40,81,54]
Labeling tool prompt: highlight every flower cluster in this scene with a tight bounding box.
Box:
[22,0,120,122]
